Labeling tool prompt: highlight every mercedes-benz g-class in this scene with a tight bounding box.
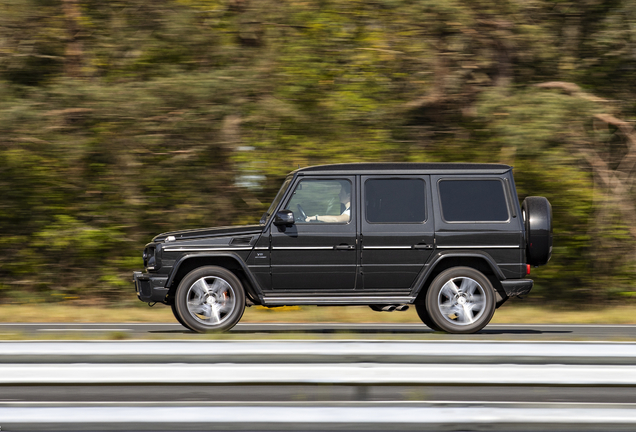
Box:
[133,163,552,334]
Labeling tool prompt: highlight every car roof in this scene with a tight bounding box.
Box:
[294,162,512,175]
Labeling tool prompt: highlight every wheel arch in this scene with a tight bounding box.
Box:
[412,252,506,304]
[166,253,263,305]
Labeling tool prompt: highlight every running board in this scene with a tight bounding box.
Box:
[261,296,416,306]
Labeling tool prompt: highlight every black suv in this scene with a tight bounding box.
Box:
[133,163,552,334]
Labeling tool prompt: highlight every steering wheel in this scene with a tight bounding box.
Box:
[296,204,308,222]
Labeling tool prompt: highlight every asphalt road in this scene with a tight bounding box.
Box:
[1,322,636,340]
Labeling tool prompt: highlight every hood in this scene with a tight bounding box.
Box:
[153,225,263,243]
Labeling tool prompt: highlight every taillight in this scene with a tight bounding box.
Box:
[526,264,531,275]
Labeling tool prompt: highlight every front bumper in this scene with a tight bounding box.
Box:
[133,271,169,303]
[501,279,533,298]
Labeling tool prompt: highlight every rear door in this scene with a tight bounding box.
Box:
[360,176,434,291]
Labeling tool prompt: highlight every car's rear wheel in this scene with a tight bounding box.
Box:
[175,266,245,333]
[415,304,441,331]
[425,267,495,334]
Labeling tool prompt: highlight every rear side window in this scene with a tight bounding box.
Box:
[365,178,426,223]
[439,179,509,222]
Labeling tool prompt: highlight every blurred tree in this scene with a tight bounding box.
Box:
[1,0,636,304]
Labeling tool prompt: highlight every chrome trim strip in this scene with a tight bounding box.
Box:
[163,247,254,252]
[253,247,270,250]
[436,245,520,249]
[263,296,416,305]
[363,246,412,250]
[273,247,335,250]
[271,264,354,268]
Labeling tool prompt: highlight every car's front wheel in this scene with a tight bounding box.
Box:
[175,266,245,333]
[425,267,495,334]
[171,303,193,331]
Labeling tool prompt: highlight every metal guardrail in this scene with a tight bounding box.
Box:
[2,340,636,431]
[3,403,636,431]
[2,363,636,386]
[2,339,636,364]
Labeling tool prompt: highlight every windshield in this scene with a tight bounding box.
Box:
[261,176,293,224]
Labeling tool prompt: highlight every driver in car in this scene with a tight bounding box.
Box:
[305,181,351,223]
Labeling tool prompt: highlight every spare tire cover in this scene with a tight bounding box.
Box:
[522,196,553,266]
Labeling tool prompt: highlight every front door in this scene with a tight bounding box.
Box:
[270,176,358,291]
[361,176,435,291]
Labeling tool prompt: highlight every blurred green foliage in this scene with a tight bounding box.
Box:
[1,0,636,303]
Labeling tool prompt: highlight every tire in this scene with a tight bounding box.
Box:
[425,267,496,334]
[415,304,441,331]
[522,196,553,266]
[174,266,245,333]
[171,303,194,331]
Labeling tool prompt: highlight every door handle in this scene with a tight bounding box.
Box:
[413,244,434,250]
[334,244,355,250]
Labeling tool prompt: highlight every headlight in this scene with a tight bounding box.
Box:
[143,246,156,269]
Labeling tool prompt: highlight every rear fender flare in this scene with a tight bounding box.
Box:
[411,251,505,300]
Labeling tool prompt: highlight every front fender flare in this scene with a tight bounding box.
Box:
[167,252,264,303]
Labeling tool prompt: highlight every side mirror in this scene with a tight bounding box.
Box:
[273,209,295,227]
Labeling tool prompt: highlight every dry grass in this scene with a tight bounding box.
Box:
[0,303,173,323]
[0,301,635,324]
[491,304,636,325]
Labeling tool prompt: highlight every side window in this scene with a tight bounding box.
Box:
[286,179,352,223]
[439,179,509,222]
[365,178,426,223]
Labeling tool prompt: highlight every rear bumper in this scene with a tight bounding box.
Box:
[501,279,533,297]
[133,271,169,303]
